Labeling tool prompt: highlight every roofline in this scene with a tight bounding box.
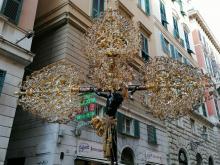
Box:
[188,9,220,54]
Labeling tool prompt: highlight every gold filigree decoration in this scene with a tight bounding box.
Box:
[17,61,83,123]
[140,56,212,120]
[85,8,140,91]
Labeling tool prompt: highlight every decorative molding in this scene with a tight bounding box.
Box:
[0,37,34,65]
[138,21,152,37]
[118,1,134,18]
[188,9,220,54]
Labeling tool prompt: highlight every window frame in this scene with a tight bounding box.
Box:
[161,35,170,55]
[0,70,6,96]
[141,33,149,61]
[160,0,168,29]
[91,0,104,18]
[173,16,180,39]
[147,124,157,145]
[1,0,23,24]
[138,0,150,16]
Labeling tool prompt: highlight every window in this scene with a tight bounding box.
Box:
[92,0,104,18]
[170,44,176,59]
[95,104,106,117]
[141,34,149,61]
[160,0,168,29]
[198,103,207,117]
[147,125,157,145]
[184,31,190,50]
[173,17,179,39]
[190,119,196,134]
[176,51,183,62]
[117,112,140,138]
[178,149,188,165]
[123,117,133,135]
[160,34,170,55]
[0,70,6,95]
[1,0,23,23]
[198,30,202,41]
[138,0,150,15]
[214,99,220,118]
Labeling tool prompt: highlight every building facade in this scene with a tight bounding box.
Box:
[150,0,220,165]
[6,0,169,165]
[5,0,220,165]
[0,0,38,164]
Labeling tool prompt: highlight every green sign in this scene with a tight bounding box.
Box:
[75,93,97,122]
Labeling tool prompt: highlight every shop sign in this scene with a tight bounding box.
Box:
[75,93,97,122]
[146,151,166,164]
[77,140,104,159]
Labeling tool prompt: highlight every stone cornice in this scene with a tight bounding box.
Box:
[34,1,92,34]
[192,111,215,127]
[188,9,220,54]
[153,16,198,67]
[0,36,35,65]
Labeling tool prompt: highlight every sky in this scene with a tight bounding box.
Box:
[191,0,220,43]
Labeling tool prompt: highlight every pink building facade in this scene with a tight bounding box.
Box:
[189,9,220,122]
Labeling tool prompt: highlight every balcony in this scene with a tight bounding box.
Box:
[0,14,34,64]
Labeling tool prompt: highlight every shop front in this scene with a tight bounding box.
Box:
[75,140,110,165]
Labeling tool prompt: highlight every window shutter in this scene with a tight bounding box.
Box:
[147,125,157,144]
[134,120,140,138]
[145,0,150,15]
[92,0,104,18]
[184,31,190,50]
[117,112,124,133]
[2,0,23,24]
[141,34,149,61]
[170,44,175,59]
[160,34,166,53]
[0,70,6,95]
[173,17,179,38]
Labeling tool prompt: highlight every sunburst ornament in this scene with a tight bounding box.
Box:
[140,56,212,120]
[85,7,140,91]
[16,61,83,123]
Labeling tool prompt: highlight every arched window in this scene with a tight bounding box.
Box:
[178,149,188,165]
[209,156,214,165]
[196,153,203,165]
[121,147,134,165]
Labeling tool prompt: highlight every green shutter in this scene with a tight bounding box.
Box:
[173,17,179,38]
[145,0,150,15]
[184,31,190,50]
[92,0,104,18]
[2,0,23,24]
[117,112,124,134]
[147,125,157,145]
[160,34,166,53]
[141,34,149,61]
[134,120,140,138]
[170,44,175,59]
[0,70,6,95]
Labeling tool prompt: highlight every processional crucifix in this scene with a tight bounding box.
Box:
[16,1,212,164]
